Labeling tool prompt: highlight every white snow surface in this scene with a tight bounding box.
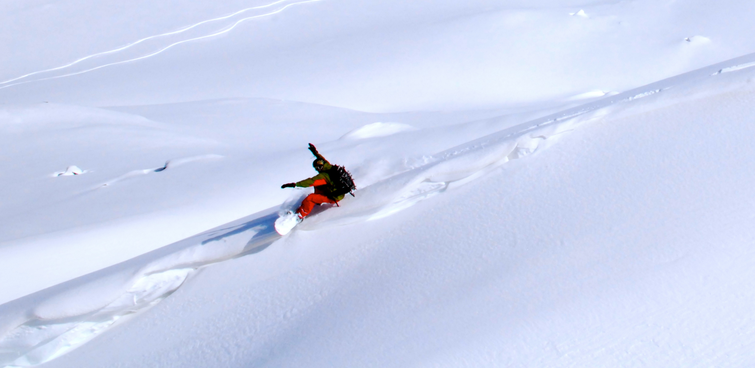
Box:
[2,0,755,367]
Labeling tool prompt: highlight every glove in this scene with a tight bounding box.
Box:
[281,183,296,189]
[308,143,319,155]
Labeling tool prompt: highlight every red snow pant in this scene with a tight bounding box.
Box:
[296,193,337,218]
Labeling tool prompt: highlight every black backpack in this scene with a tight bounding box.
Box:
[327,165,356,199]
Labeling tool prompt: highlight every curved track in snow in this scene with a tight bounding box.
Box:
[0,0,322,91]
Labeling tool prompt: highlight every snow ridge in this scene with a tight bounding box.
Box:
[0,212,280,367]
[1,269,192,368]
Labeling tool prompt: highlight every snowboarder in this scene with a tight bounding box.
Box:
[276,143,355,234]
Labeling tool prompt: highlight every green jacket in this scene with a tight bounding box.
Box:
[294,161,346,201]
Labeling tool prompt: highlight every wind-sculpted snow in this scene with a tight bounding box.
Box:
[2,52,755,367]
[339,122,418,140]
[0,211,279,367]
[0,0,321,91]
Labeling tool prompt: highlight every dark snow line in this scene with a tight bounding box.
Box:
[0,0,322,91]
[711,61,755,75]
[96,154,223,188]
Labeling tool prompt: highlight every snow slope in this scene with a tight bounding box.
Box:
[3,55,755,367]
[2,0,755,366]
[0,98,535,305]
[3,0,755,110]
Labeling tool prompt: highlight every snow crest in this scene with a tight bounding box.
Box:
[0,212,279,367]
[340,122,418,140]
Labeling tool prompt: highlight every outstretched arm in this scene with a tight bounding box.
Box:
[281,144,330,190]
[308,143,330,164]
[295,173,328,188]
[281,173,329,189]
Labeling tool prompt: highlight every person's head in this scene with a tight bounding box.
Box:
[313,159,326,172]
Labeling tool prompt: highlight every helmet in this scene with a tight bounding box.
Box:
[313,159,326,172]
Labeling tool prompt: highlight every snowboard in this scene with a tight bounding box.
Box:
[274,211,302,235]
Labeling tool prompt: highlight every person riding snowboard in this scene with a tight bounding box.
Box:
[280,143,355,220]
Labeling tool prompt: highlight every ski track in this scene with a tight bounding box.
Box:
[0,0,321,91]
[1,53,755,367]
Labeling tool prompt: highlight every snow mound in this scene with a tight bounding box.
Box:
[684,35,711,45]
[0,103,156,130]
[54,166,85,177]
[569,9,588,17]
[340,122,417,140]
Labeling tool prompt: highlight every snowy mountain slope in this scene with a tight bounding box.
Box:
[2,53,755,367]
[3,0,755,366]
[3,0,755,110]
[0,97,548,306]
